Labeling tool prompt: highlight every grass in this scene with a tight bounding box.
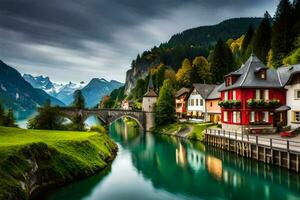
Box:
[153,121,214,141]
[0,126,117,200]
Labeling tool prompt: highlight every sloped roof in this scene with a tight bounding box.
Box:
[176,87,190,98]
[144,89,158,97]
[193,83,217,99]
[219,54,282,91]
[207,84,223,99]
[277,64,300,86]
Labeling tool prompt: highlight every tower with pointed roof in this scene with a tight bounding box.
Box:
[142,75,158,112]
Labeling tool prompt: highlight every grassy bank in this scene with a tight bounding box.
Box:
[152,122,214,141]
[0,126,118,200]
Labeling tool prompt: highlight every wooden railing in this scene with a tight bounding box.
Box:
[205,128,300,153]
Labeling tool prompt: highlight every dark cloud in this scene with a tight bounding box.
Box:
[0,0,278,83]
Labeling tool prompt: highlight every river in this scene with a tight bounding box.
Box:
[46,119,300,200]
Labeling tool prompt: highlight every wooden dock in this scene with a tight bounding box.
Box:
[204,129,300,172]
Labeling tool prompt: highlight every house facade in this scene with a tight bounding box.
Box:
[205,84,222,124]
[278,65,300,130]
[218,54,286,133]
[175,87,190,118]
[186,84,216,121]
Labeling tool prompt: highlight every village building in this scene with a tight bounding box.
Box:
[205,84,222,124]
[218,54,286,133]
[142,75,158,112]
[186,84,216,121]
[277,64,300,130]
[121,100,134,110]
[175,87,190,118]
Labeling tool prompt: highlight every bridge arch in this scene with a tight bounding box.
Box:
[108,114,144,130]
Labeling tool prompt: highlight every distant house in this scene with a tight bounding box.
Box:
[186,84,216,121]
[277,64,300,130]
[205,84,222,124]
[218,54,286,133]
[175,87,190,118]
[121,100,134,110]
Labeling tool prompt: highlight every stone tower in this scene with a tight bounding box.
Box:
[142,75,158,112]
[142,75,158,131]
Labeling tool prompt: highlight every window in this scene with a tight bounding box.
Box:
[264,90,269,100]
[224,91,228,101]
[223,111,228,122]
[295,90,300,99]
[227,77,232,86]
[200,99,203,106]
[261,73,265,79]
[255,89,260,100]
[196,99,199,106]
[232,90,236,100]
[191,99,194,106]
[293,111,300,122]
[233,111,241,123]
[250,111,255,122]
[210,102,213,107]
[263,111,269,122]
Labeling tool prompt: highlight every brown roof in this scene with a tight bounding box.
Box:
[176,87,190,98]
[144,89,158,97]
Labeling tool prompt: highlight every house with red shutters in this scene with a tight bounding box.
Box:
[218,54,287,133]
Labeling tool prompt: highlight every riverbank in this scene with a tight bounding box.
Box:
[152,122,214,141]
[0,126,118,200]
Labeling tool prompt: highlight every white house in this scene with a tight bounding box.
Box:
[186,84,216,120]
[278,65,300,130]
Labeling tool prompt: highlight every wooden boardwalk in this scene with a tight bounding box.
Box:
[205,128,300,172]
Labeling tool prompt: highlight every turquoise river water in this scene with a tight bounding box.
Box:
[46,119,300,200]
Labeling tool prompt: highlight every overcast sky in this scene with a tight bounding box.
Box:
[0,0,278,83]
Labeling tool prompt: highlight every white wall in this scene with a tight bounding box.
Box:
[187,89,205,112]
[286,83,300,129]
[142,97,157,112]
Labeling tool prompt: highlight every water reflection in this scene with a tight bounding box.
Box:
[48,119,300,200]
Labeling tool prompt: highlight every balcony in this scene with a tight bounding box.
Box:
[247,99,281,108]
[218,100,241,108]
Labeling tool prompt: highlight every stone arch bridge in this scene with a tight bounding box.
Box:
[56,108,155,131]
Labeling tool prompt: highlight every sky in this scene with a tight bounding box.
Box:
[0,0,278,84]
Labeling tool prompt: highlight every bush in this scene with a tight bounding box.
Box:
[89,125,106,134]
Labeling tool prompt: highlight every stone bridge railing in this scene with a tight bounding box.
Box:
[53,107,154,131]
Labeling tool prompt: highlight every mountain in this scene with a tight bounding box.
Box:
[124,17,263,94]
[54,81,86,105]
[0,60,65,119]
[81,78,123,108]
[23,74,123,107]
[23,74,62,95]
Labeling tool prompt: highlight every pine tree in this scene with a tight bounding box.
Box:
[292,0,300,48]
[3,108,17,127]
[271,0,294,68]
[241,25,254,58]
[155,79,176,126]
[253,12,272,64]
[210,39,236,83]
[72,90,85,109]
[27,99,65,130]
[0,102,5,126]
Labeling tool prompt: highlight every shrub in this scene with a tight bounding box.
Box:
[89,125,106,134]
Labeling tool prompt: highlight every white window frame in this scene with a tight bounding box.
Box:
[294,111,300,122]
[224,91,228,101]
[250,111,255,122]
[295,90,300,99]
[223,111,228,122]
[232,90,236,100]
[233,111,241,123]
[255,89,260,100]
[263,111,269,122]
[264,90,269,100]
